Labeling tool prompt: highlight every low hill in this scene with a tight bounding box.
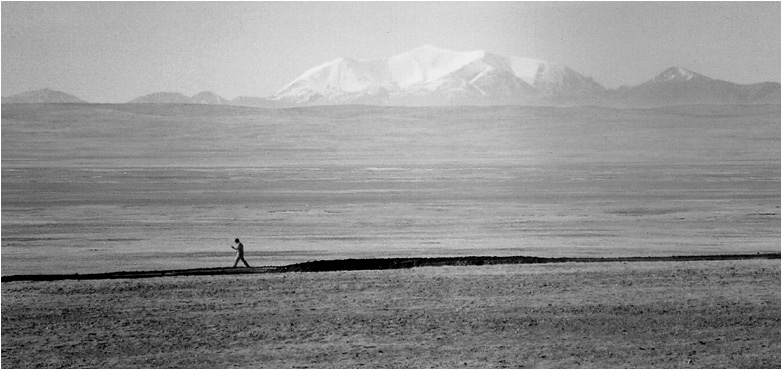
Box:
[2,88,86,104]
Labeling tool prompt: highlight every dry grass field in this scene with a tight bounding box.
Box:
[1,103,779,367]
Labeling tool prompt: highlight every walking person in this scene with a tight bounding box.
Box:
[231,238,251,268]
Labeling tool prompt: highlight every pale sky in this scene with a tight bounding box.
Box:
[2,2,780,103]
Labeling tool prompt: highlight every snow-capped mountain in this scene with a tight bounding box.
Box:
[5,54,777,108]
[609,66,781,107]
[1,88,86,104]
[646,66,701,84]
[273,45,604,106]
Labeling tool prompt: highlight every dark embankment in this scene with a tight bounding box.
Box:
[277,253,781,272]
[2,253,779,282]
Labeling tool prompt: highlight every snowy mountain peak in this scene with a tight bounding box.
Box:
[273,45,604,105]
[649,66,702,83]
[389,45,487,87]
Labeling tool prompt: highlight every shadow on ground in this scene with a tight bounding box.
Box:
[3,253,779,282]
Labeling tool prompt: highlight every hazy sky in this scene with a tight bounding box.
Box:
[2,2,780,103]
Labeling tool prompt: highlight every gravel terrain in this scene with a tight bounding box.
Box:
[2,260,779,368]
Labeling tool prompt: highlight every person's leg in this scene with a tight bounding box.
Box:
[241,256,250,267]
[233,254,241,268]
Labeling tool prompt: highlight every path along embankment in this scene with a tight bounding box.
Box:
[2,253,779,283]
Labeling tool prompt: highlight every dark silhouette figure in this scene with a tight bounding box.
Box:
[231,238,250,268]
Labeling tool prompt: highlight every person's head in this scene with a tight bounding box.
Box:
[234,238,240,243]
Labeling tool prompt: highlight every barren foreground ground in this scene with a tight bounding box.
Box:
[2,260,779,368]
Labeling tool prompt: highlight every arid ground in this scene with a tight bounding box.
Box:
[1,103,780,367]
[2,260,779,368]
[2,104,779,275]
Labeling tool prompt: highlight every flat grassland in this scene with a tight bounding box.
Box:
[1,103,780,367]
[2,260,779,368]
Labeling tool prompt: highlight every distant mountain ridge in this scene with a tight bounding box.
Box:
[271,46,779,107]
[606,67,781,107]
[272,45,606,106]
[3,46,779,107]
[128,91,229,105]
[1,88,86,104]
